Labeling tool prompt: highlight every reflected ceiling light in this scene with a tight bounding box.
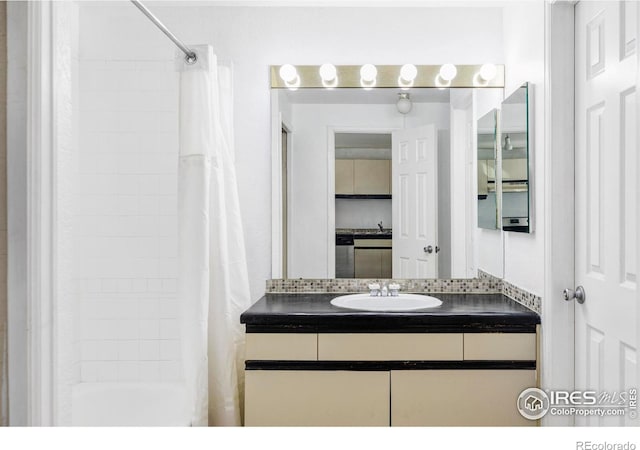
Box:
[504,134,513,151]
[479,63,497,81]
[396,93,412,114]
[439,63,457,81]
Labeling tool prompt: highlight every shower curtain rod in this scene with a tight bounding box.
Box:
[130,0,197,63]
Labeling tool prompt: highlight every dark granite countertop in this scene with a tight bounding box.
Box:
[240,293,540,333]
[336,228,392,239]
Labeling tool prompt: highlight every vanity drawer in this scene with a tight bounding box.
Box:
[463,333,536,361]
[245,333,317,360]
[318,333,463,361]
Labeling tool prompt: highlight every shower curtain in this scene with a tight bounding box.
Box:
[177,45,251,426]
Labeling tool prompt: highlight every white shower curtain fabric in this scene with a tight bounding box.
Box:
[177,45,252,426]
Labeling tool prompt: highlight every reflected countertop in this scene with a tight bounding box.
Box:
[240,292,540,333]
[336,228,392,239]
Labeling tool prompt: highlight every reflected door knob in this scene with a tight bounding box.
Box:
[563,286,586,304]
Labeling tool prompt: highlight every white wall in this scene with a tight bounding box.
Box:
[288,102,450,278]
[501,1,545,295]
[335,199,392,229]
[471,1,545,296]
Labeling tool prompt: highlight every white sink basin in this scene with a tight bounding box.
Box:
[330,293,442,312]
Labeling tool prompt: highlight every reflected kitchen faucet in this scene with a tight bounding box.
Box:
[378,221,384,232]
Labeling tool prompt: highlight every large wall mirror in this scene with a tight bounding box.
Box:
[500,83,531,233]
[270,64,506,279]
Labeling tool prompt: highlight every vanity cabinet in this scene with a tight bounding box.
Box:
[244,330,539,426]
[245,370,390,426]
[391,369,535,426]
[335,159,391,195]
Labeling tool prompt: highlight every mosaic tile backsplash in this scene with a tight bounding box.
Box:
[266,270,541,315]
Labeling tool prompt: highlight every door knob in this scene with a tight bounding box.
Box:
[563,286,586,304]
[424,245,433,254]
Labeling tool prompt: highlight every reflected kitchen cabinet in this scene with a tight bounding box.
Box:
[335,159,355,195]
[335,159,391,196]
[354,160,390,195]
[477,159,495,196]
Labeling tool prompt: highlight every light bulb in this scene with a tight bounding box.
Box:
[396,93,412,114]
[479,63,497,81]
[400,64,417,82]
[360,64,377,82]
[279,64,297,83]
[439,63,457,81]
[319,63,337,82]
[504,134,513,151]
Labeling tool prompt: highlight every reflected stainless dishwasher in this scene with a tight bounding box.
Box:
[335,233,354,278]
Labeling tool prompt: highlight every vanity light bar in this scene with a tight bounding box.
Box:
[270,64,505,89]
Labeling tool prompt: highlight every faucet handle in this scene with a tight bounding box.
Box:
[368,283,380,297]
[388,283,400,297]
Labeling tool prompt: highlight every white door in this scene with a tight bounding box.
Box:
[575,1,637,426]
[392,125,438,278]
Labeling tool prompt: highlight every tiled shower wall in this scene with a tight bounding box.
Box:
[75,9,181,382]
[0,1,7,425]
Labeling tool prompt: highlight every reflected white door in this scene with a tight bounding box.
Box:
[575,1,637,426]
[392,125,438,278]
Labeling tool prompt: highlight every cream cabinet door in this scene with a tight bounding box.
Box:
[477,160,489,196]
[391,370,537,426]
[380,249,392,278]
[335,159,354,194]
[354,248,381,278]
[245,370,390,426]
[354,159,390,194]
[502,159,528,181]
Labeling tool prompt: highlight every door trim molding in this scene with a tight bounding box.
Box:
[26,0,56,426]
[541,1,576,426]
[24,0,76,426]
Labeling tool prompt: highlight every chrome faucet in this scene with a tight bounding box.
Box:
[377,221,384,232]
[381,283,388,297]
